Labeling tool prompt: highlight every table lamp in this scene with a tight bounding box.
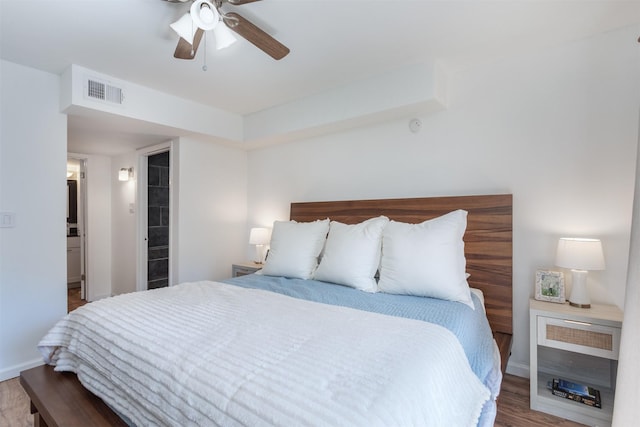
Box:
[555,237,605,308]
[249,227,270,264]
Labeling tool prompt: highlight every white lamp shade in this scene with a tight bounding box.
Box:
[213,23,237,50]
[190,0,219,31]
[555,238,605,271]
[170,13,197,45]
[249,227,270,245]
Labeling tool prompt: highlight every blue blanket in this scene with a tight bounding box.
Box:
[222,274,498,391]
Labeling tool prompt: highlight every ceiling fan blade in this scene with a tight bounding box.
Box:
[174,28,205,60]
[225,0,262,4]
[224,12,289,60]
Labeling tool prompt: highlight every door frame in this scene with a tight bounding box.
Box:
[67,154,88,300]
[136,141,178,291]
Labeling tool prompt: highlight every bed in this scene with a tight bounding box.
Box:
[21,194,512,427]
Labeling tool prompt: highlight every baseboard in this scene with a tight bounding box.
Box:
[90,292,111,302]
[0,358,44,382]
[506,360,530,378]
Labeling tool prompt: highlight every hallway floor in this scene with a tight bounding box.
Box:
[67,287,87,313]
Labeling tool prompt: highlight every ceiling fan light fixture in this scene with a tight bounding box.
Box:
[170,13,196,45]
[190,0,219,31]
[214,22,237,50]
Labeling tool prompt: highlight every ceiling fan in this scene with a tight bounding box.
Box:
[165,0,289,61]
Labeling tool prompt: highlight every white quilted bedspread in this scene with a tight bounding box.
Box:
[39,281,490,427]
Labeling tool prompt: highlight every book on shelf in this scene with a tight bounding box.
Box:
[551,378,602,409]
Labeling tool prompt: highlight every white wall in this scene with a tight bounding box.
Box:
[176,137,248,282]
[111,150,137,295]
[246,25,640,375]
[0,61,67,379]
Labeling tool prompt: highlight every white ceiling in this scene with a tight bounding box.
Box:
[2,0,640,154]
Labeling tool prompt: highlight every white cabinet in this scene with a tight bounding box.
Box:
[529,299,623,426]
[67,236,81,283]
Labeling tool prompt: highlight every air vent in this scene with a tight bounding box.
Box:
[86,78,124,105]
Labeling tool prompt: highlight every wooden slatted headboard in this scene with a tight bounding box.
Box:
[290,194,513,338]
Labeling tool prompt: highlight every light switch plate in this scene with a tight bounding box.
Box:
[0,212,16,228]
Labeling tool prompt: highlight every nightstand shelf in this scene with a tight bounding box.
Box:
[231,261,262,277]
[530,299,623,426]
[534,365,616,421]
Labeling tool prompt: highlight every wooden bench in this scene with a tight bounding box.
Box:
[20,365,127,427]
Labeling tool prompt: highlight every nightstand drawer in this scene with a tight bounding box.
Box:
[234,267,256,277]
[537,316,620,360]
[231,262,262,278]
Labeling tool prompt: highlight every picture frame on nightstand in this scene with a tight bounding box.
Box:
[535,270,565,303]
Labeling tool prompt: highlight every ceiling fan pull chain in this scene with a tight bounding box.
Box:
[202,33,208,71]
[190,19,195,56]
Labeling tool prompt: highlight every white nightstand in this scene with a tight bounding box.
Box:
[231,261,262,277]
[529,299,623,426]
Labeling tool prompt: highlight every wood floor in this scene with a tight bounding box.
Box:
[67,287,87,312]
[0,376,32,427]
[494,374,587,427]
[0,373,587,427]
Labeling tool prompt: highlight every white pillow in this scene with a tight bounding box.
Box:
[470,288,485,312]
[314,216,389,292]
[260,219,330,279]
[377,209,474,308]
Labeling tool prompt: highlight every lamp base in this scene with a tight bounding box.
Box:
[569,301,591,309]
[253,245,265,264]
[568,269,591,309]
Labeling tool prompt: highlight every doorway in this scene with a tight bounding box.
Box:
[66,157,87,311]
[137,142,174,291]
[147,151,170,289]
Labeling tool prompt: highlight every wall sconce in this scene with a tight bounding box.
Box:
[249,227,270,264]
[119,167,133,182]
[555,237,605,308]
